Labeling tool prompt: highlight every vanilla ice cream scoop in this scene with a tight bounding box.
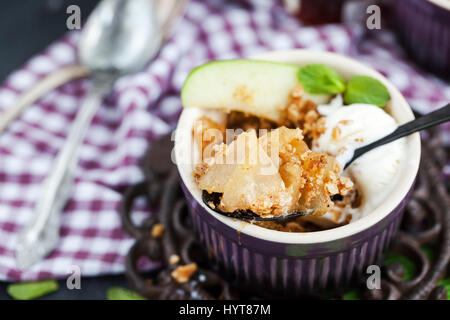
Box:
[312,100,406,225]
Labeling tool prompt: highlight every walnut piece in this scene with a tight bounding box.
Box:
[151,223,164,239]
[169,254,180,265]
[171,263,198,283]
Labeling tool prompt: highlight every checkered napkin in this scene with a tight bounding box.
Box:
[0,0,449,281]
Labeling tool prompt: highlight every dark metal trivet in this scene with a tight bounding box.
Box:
[358,128,450,300]
[120,129,450,300]
[120,134,237,299]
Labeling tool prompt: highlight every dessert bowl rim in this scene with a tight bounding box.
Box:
[426,0,450,11]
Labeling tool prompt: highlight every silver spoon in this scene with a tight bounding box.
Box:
[203,103,450,222]
[16,0,163,270]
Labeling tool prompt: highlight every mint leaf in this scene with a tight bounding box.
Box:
[343,289,360,300]
[297,64,345,94]
[437,278,450,300]
[7,280,59,300]
[107,287,147,300]
[344,76,390,107]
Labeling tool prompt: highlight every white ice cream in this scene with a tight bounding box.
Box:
[309,95,406,227]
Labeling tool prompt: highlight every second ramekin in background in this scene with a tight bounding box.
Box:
[392,0,450,79]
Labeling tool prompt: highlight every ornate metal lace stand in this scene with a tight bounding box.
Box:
[120,129,450,300]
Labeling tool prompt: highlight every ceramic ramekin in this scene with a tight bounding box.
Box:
[392,0,450,79]
[174,50,421,294]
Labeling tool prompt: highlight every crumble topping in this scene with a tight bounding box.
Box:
[279,84,326,142]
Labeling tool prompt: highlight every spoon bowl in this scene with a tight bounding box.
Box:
[79,0,162,74]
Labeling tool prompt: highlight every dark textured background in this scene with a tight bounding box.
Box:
[0,0,98,81]
[0,0,136,300]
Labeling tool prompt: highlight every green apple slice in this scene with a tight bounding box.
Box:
[182,59,330,122]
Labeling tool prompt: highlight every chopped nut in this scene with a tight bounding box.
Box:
[171,263,198,283]
[151,223,164,239]
[169,254,180,265]
[337,176,354,195]
[325,182,339,195]
[305,109,319,123]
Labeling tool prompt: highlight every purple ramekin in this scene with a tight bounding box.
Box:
[182,180,412,294]
[175,50,421,294]
[392,0,450,79]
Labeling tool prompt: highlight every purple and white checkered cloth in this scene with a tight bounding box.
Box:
[0,0,449,281]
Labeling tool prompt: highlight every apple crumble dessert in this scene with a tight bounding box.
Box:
[182,60,404,232]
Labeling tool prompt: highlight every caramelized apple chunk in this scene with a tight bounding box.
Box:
[196,131,291,216]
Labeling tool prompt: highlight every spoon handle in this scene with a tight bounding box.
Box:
[345,103,450,169]
[0,65,88,135]
[16,77,114,270]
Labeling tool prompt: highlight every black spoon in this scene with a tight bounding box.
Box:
[203,103,450,222]
[345,103,450,169]
[202,191,308,222]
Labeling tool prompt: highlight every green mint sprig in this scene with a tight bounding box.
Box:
[297,64,346,94]
[344,76,390,107]
[106,287,147,300]
[7,280,59,300]
[297,64,390,107]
